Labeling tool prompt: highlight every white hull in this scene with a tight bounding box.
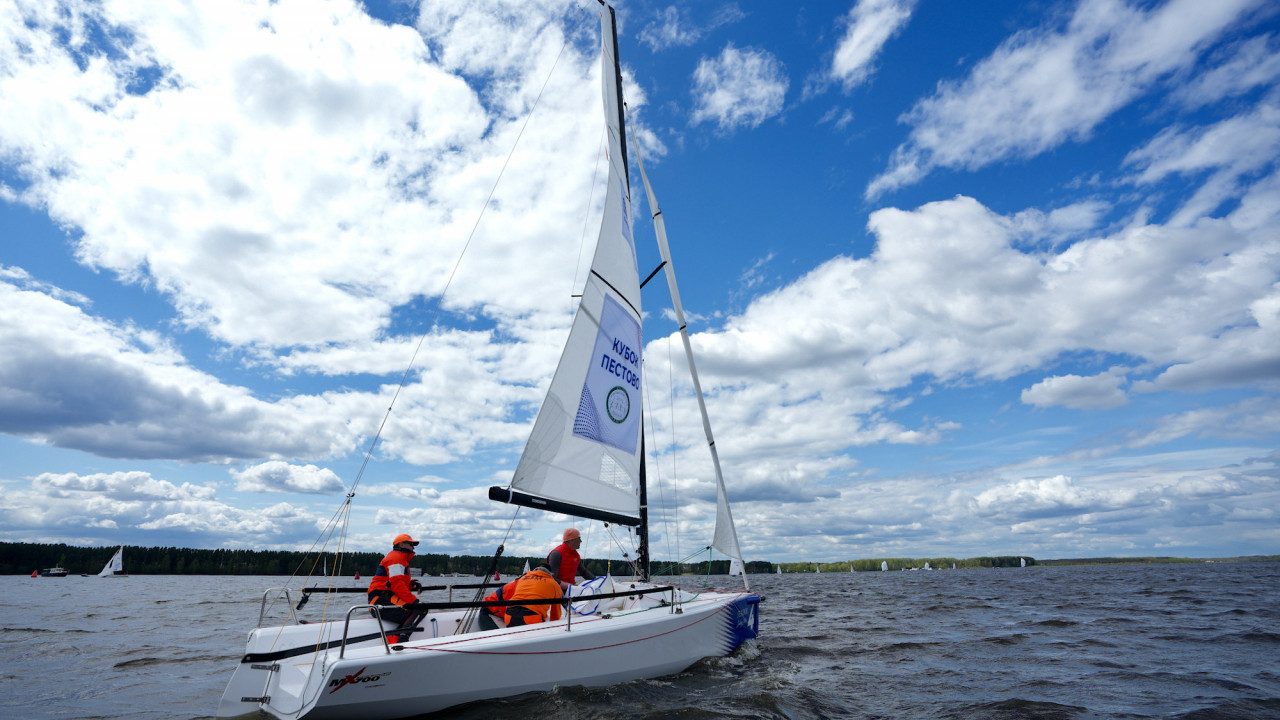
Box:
[218,585,759,719]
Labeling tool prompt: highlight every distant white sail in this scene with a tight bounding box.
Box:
[97,546,125,577]
[1020,557,1026,568]
[729,558,744,576]
[881,560,888,571]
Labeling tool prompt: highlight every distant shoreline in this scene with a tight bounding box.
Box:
[4,541,1276,575]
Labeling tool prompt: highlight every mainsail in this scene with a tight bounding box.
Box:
[490,7,642,528]
[98,546,124,577]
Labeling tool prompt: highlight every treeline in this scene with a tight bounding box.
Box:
[777,556,1035,573]
[0,542,772,577]
[1036,555,1280,566]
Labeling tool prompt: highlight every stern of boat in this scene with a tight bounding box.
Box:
[719,594,761,655]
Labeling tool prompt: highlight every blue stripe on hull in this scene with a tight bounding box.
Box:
[718,595,761,655]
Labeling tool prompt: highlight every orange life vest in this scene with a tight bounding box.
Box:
[366,549,417,606]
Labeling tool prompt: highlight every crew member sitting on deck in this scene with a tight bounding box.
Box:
[367,533,425,643]
[547,527,595,592]
[479,563,563,630]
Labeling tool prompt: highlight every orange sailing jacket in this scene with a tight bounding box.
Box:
[507,568,563,623]
[483,579,520,623]
[367,549,418,606]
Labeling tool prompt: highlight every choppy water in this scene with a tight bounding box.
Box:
[2,561,1278,719]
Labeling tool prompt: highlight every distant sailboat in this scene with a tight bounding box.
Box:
[776,566,782,575]
[729,558,745,577]
[924,562,931,571]
[97,546,127,578]
[1020,557,1026,568]
[881,560,888,572]
[522,559,531,574]
[815,565,821,574]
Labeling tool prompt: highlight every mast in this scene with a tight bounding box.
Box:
[606,0,647,582]
[601,1,629,184]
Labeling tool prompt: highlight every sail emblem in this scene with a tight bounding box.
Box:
[606,386,630,423]
[573,294,641,453]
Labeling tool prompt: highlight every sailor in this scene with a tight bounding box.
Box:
[367,533,425,643]
[546,527,595,592]
[479,562,566,629]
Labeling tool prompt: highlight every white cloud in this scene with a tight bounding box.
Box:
[0,0,621,358]
[830,0,917,89]
[1123,99,1280,226]
[0,470,323,547]
[1022,372,1128,410]
[638,5,747,52]
[638,192,1278,513]
[691,44,788,131]
[1174,34,1280,108]
[867,0,1266,197]
[232,461,345,494]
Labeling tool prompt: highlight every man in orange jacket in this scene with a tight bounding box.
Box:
[479,563,563,630]
[367,533,424,643]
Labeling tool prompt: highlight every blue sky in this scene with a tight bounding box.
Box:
[1,0,1278,564]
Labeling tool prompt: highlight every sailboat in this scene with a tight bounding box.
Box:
[776,566,782,575]
[216,5,759,718]
[881,560,888,571]
[97,546,127,577]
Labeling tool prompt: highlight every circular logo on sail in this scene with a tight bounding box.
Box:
[606,386,630,423]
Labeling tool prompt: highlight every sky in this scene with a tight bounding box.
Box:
[1,0,1278,566]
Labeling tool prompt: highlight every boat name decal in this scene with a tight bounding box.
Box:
[328,666,391,693]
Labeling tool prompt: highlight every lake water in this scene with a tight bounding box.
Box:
[2,561,1278,719]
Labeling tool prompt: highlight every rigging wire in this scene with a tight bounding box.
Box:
[345,33,574,502]
[286,25,578,591]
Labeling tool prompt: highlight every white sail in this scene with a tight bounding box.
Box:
[881,560,888,571]
[98,546,124,577]
[507,8,642,524]
[729,558,744,576]
[1020,557,1026,567]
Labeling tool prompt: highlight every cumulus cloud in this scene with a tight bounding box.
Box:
[867,0,1266,197]
[830,0,917,89]
[1022,372,1128,410]
[0,471,323,547]
[691,44,788,131]
[232,461,345,494]
[639,190,1278,528]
